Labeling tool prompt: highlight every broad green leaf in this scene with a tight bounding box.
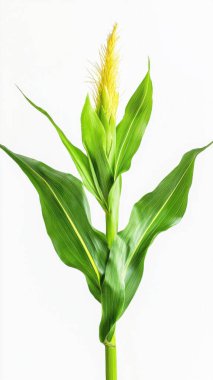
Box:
[81,96,113,201]
[100,142,212,342]
[0,145,109,302]
[17,88,106,208]
[114,64,153,178]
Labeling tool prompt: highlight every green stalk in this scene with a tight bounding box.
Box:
[106,211,117,249]
[105,334,117,380]
[105,207,119,379]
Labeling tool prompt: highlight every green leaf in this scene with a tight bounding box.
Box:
[81,96,113,201]
[114,63,153,178]
[0,145,109,302]
[17,88,105,208]
[100,142,212,342]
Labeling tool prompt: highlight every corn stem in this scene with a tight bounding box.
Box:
[105,334,117,380]
[105,208,118,379]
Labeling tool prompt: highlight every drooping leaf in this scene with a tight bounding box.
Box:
[17,88,106,208]
[100,142,212,342]
[114,64,153,178]
[0,145,109,302]
[81,96,113,201]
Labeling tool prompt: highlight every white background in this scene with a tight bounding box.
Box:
[0,0,213,379]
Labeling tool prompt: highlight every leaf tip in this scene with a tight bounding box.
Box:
[15,85,29,103]
[15,84,22,94]
[147,57,151,72]
[83,94,92,110]
[206,140,213,148]
[198,140,213,153]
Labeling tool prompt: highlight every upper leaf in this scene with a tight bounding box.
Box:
[99,142,212,342]
[114,64,153,178]
[81,96,113,201]
[17,88,106,208]
[0,145,109,302]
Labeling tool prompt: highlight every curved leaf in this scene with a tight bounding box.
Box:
[114,64,153,178]
[100,142,212,342]
[17,88,105,208]
[0,145,109,301]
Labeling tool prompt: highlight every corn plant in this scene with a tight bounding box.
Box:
[0,24,212,380]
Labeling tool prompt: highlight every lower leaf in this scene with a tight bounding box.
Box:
[0,145,109,301]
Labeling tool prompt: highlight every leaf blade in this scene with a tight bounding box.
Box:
[114,65,153,177]
[0,145,108,301]
[100,142,212,341]
[17,88,105,207]
[81,96,113,201]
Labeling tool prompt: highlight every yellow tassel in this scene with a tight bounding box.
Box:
[93,23,119,122]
